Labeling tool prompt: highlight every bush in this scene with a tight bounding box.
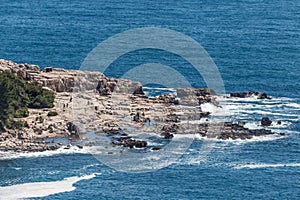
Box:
[6,119,24,130]
[0,71,55,131]
[27,82,55,108]
[47,111,58,117]
[14,108,29,118]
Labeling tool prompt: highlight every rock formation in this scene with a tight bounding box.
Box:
[230,91,271,99]
[0,59,282,152]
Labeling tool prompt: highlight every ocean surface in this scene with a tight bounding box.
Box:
[0,0,300,199]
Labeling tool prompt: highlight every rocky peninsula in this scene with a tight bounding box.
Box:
[0,59,282,152]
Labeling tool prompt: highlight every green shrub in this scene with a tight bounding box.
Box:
[6,119,24,130]
[0,71,55,131]
[14,107,29,118]
[47,111,58,117]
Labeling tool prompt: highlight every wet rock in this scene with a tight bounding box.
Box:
[230,91,254,98]
[134,140,148,148]
[261,117,272,126]
[112,138,147,149]
[151,147,161,151]
[230,91,271,99]
[66,122,79,135]
[161,132,174,139]
[104,127,122,136]
[257,92,271,99]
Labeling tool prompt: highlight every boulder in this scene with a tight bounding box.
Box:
[261,117,272,126]
[161,132,174,139]
[66,122,80,135]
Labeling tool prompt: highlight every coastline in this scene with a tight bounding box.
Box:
[0,59,283,153]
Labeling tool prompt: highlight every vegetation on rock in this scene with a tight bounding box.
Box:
[47,111,58,117]
[0,71,55,131]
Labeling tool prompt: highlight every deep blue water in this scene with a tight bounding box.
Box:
[0,0,300,199]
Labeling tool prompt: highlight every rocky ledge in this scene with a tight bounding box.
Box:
[0,59,283,152]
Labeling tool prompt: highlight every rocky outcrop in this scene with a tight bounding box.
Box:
[216,122,275,140]
[0,130,61,152]
[96,78,144,96]
[0,59,40,80]
[230,91,271,99]
[112,138,147,149]
[0,59,77,92]
[177,121,280,140]
[177,88,217,106]
[0,59,282,153]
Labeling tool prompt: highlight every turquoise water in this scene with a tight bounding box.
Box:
[0,0,300,199]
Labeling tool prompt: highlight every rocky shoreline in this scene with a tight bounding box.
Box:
[0,59,283,152]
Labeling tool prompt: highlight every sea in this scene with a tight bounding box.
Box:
[0,0,300,199]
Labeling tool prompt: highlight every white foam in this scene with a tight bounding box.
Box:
[243,122,261,129]
[201,103,227,116]
[200,134,284,144]
[244,121,291,130]
[173,132,284,142]
[234,163,300,169]
[285,102,300,109]
[0,145,90,161]
[0,173,100,200]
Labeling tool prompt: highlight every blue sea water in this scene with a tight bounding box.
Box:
[0,0,300,199]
